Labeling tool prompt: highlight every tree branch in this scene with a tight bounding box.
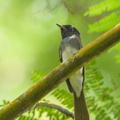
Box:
[30,101,74,118]
[0,24,120,120]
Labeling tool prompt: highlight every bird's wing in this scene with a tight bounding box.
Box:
[58,43,73,92]
[58,45,62,62]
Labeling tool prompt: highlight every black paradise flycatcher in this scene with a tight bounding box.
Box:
[57,24,89,120]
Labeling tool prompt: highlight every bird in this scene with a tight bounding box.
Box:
[57,24,89,120]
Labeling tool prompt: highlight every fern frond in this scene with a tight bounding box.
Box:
[51,88,73,109]
[31,70,45,82]
[84,0,120,17]
[86,61,120,119]
[0,100,10,108]
[88,12,120,33]
[17,114,38,120]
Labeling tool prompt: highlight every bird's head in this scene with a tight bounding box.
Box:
[56,24,80,39]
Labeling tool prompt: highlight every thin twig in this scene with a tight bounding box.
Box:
[30,101,74,118]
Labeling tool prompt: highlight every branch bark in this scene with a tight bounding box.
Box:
[30,101,74,118]
[0,24,120,120]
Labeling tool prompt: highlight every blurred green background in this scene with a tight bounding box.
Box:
[0,0,120,111]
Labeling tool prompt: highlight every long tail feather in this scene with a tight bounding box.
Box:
[73,90,89,120]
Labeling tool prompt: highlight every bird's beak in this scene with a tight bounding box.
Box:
[56,24,66,30]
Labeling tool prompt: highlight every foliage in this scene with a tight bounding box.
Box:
[84,0,120,33]
[1,61,120,120]
[31,70,45,83]
[84,0,120,69]
[0,100,9,108]
[86,61,120,120]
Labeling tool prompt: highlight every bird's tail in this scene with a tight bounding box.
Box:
[73,90,89,120]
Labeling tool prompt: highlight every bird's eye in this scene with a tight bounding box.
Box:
[69,28,74,31]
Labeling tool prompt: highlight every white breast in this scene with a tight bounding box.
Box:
[62,46,83,97]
